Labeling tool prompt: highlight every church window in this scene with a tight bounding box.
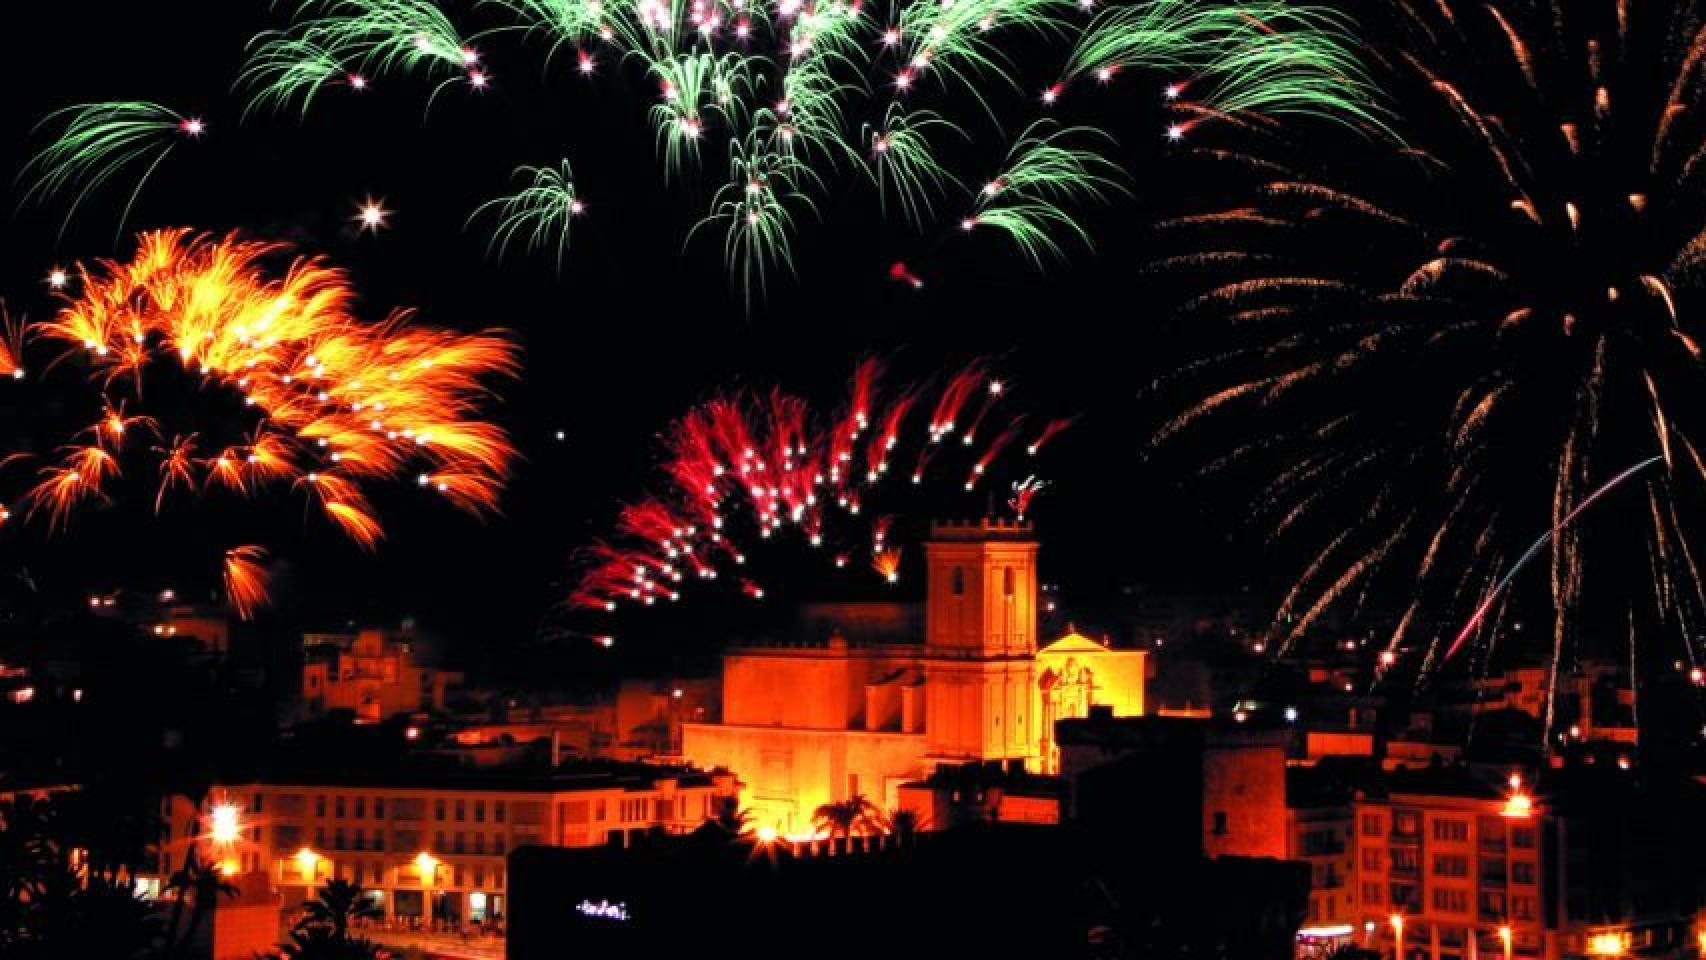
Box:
[1003,567,1015,596]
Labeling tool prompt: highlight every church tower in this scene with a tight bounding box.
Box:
[922,518,1039,763]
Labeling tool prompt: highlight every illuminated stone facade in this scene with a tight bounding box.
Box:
[681,519,1146,833]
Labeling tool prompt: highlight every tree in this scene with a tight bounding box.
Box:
[692,795,755,844]
[885,807,923,841]
[298,879,377,941]
[811,793,887,838]
[276,881,383,960]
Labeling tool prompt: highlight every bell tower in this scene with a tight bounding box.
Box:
[923,518,1040,763]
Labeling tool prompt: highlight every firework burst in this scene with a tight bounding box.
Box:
[239,0,1385,304]
[0,230,517,615]
[569,358,1067,613]
[22,102,205,238]
[1157,0,1706,740]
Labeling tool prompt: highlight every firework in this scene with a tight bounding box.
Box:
[223,545,274,620]
[7,229,517,550]
[240,0,1386,303]
[241,0,476,117]
[1009,475,1048,520]
[22,102,204,237]
[469,160,584,268]
[1157,0,1706,738]
[570,358,1056,612]
[960,122,1125,266]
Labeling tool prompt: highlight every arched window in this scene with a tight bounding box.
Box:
[1003,567,1015,597]
[952,566,965,595]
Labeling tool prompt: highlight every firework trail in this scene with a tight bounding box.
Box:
[1156,0,1706,736]
[570,358,1056,612]
[0,230,517,614]
[1447,456,1665,663]
[223,545,274,620]
[22,102,205,238]
[224,0,1385,304]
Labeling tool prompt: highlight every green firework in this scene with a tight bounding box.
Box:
[468,160,583,268]
[22,101,202,238]
[962,121,1125,266]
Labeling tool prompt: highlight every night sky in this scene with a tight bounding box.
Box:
[0,3,1274,678]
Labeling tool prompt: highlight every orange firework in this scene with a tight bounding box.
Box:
[18,229,517,544]
[222,545,272,621]
[872,547,902,583]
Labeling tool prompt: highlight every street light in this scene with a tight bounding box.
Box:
[1497,925,1513,960]
[1390,914,1405,960]
[414,851,440,886]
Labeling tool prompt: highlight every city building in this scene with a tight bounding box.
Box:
[1054,711,1291,861]
[159,763,737,928]
[680,518,1147,834]
[1350,765,1706,960]
[300,628,465,724]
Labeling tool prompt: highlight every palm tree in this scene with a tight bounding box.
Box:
[276,923,383,960]
[299,878,377,941]
[691,796,755,844]
[161,851,238,956]
[811,793,887,839]
[279,880,383,959]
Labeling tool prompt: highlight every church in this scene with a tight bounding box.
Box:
[681,518,1147,834]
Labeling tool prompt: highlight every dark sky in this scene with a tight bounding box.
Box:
[0,2,1268,676]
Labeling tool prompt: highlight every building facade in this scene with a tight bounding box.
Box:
[300,629,464,724]
[681,519,1146,834]
[161,767,737,928]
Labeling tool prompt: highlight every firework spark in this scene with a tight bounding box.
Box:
[240,0,1385,303]
[570,358,1054,612]
[223,545,274,621]
[1158,0,1706,738]
[23,102,204,237]
[8,230,517,550]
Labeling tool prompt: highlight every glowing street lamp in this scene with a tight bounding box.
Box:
[1497,925,1513,960]
[209,802,243,846]
[414,851,440,885]
[1586,931,1629,956]
[294,847,322,882]
[1389,914,1404,960]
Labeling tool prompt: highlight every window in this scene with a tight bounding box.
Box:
[251,794,263,813]
[1390,847,1419,874]
[593,800,605,822]
[435,799,446,821]
[474,833,485,855]
[1478,891,1506,921]
[315,796,326,817]
[1432,888,1469,913]
[1510,895,1535,922]
[1003,567,1015,596]
[495,834,506,855]
[1511,860,1535,885]
[1362,848,1383,871]
[1361,882,1383,905]
[375,798,385,819]
[335,796,345,818]
[952,567,964,595]
[1433,854,1468,878]
[333,827,344,850]
[495,801,506,823]
[1511,826,1536,849]
[1361,813,1384,837]
[456,800,466,822]
[1432,818,1468,842]
[1212,812,1228,835]
[354,797,365,819]
[474,800,485,823]
[1393,810,1421,838]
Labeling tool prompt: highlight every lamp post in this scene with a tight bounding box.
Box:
[1497,925,1512,960]
[1390,913,1405,960]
